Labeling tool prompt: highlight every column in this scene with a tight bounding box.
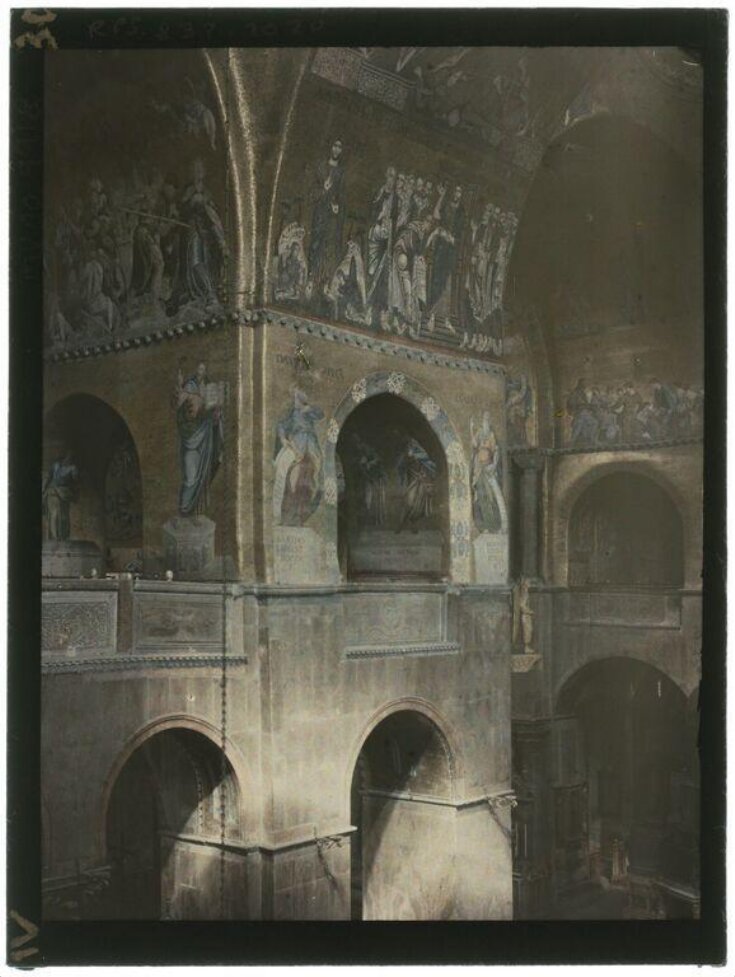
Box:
[513,450,545,581]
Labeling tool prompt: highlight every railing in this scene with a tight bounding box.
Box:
[41,578,246,672]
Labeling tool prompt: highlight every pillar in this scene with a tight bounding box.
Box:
[513,449,545,581]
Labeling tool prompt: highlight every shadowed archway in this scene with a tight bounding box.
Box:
[553,657,698,917]
[349,709,455,920]
[101,727,240,920]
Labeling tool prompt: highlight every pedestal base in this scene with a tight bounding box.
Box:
[42,539,104,578]
[473,531,509,585]
[511,652,543,673]
[350,528,444,577]
[274,526,336,585]
[162,515,216,576]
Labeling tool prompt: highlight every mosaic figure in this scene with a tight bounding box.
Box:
[273,389,325,527]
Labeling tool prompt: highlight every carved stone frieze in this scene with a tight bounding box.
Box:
[42,592,117,656]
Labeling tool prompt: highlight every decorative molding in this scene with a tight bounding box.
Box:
[271,310,505,376]
[45,303,509,378]
[361,785,517,810]
[45,310,242,363]
[345,641,461,660]
[508,435,703,458]
[362,788,456,807]
[41,653,247,674]
[159,831,257,857]
[356,59,413,111]
[562,620,682,633]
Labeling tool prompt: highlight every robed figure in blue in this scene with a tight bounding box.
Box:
[42,452,78,541]
[175,362,224,516]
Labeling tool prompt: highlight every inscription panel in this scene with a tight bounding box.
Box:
[274,527,338,585]
[563,592,682,629]
[343,591,445,648]
[134,593,224,652]
[473,532,509,586]
[42,592,117,657]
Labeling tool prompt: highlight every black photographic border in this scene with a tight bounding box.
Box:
[8,6,727,966]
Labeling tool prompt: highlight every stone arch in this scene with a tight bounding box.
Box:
[553,459,692,588]
[346,698,465,921]
[555,654,689,712]
[552,654,699,897]
[323,372,472,582]
[43,392,144,571]
[343,696,465,819]
[98,714,248,861]
[510,111,702,445]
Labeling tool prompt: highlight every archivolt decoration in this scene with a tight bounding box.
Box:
[322,370,473,582]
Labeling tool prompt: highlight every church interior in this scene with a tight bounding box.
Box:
[39,44,703,922]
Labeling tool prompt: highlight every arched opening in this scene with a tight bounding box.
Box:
[349,709,454,920]
[336,394,450,581]
[554,658,698,918]
[508,116,703,448]
[101,728,240,920]
[43,394,143,574]
[568,471,684,588]
[513,116,701,329]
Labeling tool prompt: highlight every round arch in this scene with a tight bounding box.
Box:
[550,652,699,907]
[43,392,144,568]
[508,112,702,443]
[98,714,248,861]
[343,696,465,820]
[553,459,692,588]
[44,388,144,455]
[323,372,472,583]
[555,655,689,714]
[554,648,694,709]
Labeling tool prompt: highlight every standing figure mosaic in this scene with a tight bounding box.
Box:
[174,362,224,516]
[470,412,507,532]
[42,452,79,541]
[273,389,325,527]
[307,138,347,304]
[396,436,437,533]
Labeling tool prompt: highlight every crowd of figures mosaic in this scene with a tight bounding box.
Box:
[45,68,226,352]
[47,160,226,348]
[565,377,704,447]
[273,139,518,353]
